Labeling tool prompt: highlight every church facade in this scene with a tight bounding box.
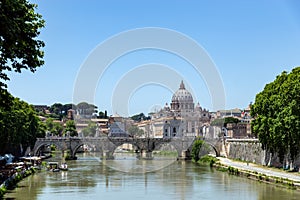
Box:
[148,81,211,138]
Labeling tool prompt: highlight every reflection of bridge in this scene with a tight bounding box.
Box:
[33,137,222,160]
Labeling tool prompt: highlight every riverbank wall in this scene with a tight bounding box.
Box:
[224,139,300,168]
[225,139,265,164]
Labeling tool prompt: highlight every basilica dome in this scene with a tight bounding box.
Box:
[171,81,194,112]
[171,81,194,103]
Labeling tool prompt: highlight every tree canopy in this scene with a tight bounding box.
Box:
[127,125,144,137]
[130,113,151,122]
[64,120,77,137]
[0,0,45,155]
[39,102,101,120]
[191,139,204,162]
[0,0,45,92]
[0,92,44,155]
[251,67,300,164]
[81,121,97,137]
[47,103,76,120]
[77,102,97,116]
[210,117,240,127]
[45,118,63,136]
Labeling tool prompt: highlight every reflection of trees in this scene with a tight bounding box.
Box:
[257,182,300,200]
[4,173,47,199]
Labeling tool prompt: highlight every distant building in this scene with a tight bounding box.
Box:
[149,81,211,138]
[216,108,242,118]
[106,81,211,138]
[107,81,257,139]
[209,104,254,138]
[91,118,109,135]
[67,109,75,120]
[108,114,132,137]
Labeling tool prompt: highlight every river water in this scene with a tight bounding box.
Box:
[4,152,300,200]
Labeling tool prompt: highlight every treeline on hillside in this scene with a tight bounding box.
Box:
[36,102,108,120]
[130,113,151,122]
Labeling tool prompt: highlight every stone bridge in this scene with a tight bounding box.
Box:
[33,136,223,160]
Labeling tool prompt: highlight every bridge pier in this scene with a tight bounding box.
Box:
[177,150,192,160]
[140,150,153,160]
[101,151,114,160]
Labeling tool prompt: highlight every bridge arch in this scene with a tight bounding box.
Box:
[109,140,142,154]
[72,141,101,158]
[34,142,65,156]
[153,141,180,157]
[202,141,220,157]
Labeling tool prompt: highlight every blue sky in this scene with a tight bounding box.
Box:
[7,0,300,116]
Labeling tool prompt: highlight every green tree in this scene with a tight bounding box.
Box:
[64,120,78,137]
[98,111,105,119]
[62,103,77,115]
[49,103,63,114]
[0,0,45,96]
[81,121,97,137]
[45,118,63,136]
[0,0,45,155]
[0,92,44,155]
[77,102,97,116]
[130,113,150,122]
[251,67,300,167]
[191,139,204,162]
[127,125,144,137]
[211,117,240,127]
[98,110,108,119]
[47,103,77,120]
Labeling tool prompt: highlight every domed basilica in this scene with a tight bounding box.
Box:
[171,81,194,113]
[149,81,210,138]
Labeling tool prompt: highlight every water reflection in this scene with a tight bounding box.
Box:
[103,152,177,173]
[4,152,300,200]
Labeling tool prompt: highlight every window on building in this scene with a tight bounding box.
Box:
[173,127,176,133]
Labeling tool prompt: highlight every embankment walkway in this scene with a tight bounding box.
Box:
[217,157,300,185]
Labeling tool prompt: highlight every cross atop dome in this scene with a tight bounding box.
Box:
[179,80,185,89]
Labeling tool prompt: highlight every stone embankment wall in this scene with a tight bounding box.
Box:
[225,139,266,165]
[225,139,300,167]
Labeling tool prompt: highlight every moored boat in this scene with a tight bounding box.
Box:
[47,162,60,172]
[59,163,68,171]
